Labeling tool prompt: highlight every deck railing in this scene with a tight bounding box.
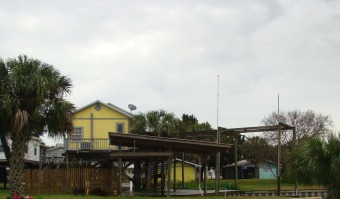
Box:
[64,138,118,151]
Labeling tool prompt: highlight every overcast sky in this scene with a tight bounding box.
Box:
[1,0,339,145]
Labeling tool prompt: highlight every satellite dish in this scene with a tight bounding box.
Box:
[128,104,137,111]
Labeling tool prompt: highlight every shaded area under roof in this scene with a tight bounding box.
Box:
[108,133,231,153]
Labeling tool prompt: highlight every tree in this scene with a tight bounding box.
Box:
[286,133,340,198]
[178,114,198,132]
[130,109,177,190]
[261,110,333,145]
[178,114,212,133]
[131,109,177,137]
[242,136,271,178]
[0,55,75,196]
[207,133,245,175]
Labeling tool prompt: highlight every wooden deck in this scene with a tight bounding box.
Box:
[123,186,327,198]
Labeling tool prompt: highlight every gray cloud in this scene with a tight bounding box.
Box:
[1,0,340,145]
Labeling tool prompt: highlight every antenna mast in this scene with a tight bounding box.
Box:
[217,74,219,143]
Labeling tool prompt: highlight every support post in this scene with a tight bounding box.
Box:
[173,155,176,192]
[234,133,238,189]
[153,161,157,189]
[118,143,122,195]
[167,155,171,197]
[215,151,220,195]
[146,160,151,190]
[161,159,165,196]
[181,153,185,189]
[90,113,94,148]
[277,124,281,196]
[293,127,298,196]
[38,147,42,196]
[215,127,220,195]
[203,153,207,196]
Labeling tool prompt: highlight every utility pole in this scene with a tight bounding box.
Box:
[277,95,281,196]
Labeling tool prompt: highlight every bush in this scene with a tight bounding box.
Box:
[89,187,108,196]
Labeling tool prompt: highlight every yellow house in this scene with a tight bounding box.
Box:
[170,158,201,182]
[65,100,133,151]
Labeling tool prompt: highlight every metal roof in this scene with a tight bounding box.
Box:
[181,123,295,138]
[74,100,132,118]
[173,158,202,168]
[109,133,231,154]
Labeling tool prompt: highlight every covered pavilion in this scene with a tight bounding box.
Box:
[108,132,232,196]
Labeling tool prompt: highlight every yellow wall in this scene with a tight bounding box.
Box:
[170,162,197,182]
[72,103,130,139]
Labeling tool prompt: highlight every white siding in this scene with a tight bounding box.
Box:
[25,139,41,162]
[0,137,43,163]
[0,148,5,160]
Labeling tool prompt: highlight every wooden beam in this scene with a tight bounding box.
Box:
[182,123,295,138]
[108,133,231,153]
[109,152,173,158]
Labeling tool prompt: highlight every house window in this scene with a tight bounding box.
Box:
[116,123,124,134]
[71,127,84,141]
[94,103,102,111]
[34,144,38,156]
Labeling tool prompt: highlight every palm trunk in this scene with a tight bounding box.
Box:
[8,135,27,196]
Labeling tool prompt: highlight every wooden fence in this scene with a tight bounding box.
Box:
[24,167,118,195]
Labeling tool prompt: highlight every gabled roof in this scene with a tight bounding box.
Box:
[224,160,251,168]
[46,146,64,152]
[173,158,202,168]
[74,100,132,118]
[223,159,277,168]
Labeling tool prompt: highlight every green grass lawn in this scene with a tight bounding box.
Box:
[0,189,285,199]
[180,179,324,191]
[222,179,324,191]
[0,179,324,198]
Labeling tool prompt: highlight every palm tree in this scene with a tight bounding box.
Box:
[132,109,177,137]
[130,109,177,190]
[0,55,75,196]
[286,134,340,199]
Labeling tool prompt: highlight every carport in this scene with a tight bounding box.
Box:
[108,132,232,196]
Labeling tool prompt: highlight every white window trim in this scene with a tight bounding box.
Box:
[116,123,124,134]
[71,126,84,142]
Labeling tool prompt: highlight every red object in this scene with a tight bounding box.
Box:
[11,193,33,199]
[12,194,21,199]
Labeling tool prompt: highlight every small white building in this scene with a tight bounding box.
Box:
[0,136,44,165]
[45,143,66,164]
